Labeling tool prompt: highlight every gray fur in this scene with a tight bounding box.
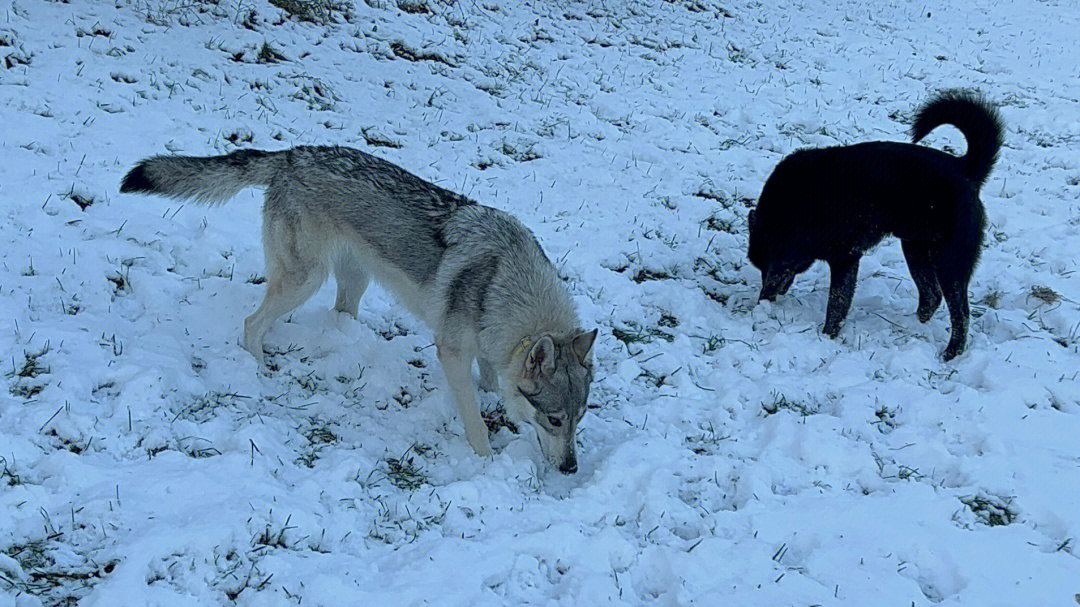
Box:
[121,146,596,472]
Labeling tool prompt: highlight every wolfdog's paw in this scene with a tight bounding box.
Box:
[332,304,359,318]
[238,336,267,366]
[467,432,494,457]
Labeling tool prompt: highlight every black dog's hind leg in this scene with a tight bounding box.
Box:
[901,240,942,322]
[822,255,860,338]
[936,202,984,361]
[939,278,970,361]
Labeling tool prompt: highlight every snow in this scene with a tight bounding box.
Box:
[2,0,1079,604]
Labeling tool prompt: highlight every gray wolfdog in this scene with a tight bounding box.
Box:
[120,146,597,473]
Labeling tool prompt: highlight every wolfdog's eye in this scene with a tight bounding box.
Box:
[547,415,562,428]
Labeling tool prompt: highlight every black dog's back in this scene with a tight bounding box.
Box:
[747,90,1003,360]
[760,141,981,257]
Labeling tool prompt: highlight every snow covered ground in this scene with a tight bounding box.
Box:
[2,0,1079,604]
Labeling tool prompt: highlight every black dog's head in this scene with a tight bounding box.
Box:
[747,207,813,302]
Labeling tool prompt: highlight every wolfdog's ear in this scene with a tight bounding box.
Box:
[526,336,557,378]
[571,328,598,362]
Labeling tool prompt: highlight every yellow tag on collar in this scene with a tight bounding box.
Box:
[511,337,532,360]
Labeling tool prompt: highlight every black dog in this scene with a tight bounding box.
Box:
[747,90,1003,360]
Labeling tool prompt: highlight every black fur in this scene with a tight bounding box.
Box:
[119,163,154,194]
[912,90,1002,187]
[747,90,1004,360]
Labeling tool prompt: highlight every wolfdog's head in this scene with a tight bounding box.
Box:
[507,329,597,474]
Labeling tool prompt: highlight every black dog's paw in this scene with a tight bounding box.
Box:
[916,297,941,323]
[917,306,936,323]
[942,342,964,361]
[822,323,841,339]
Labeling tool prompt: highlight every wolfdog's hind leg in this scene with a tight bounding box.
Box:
[242,223,328,362]
[243,267,327,361]
[332,251,369,317]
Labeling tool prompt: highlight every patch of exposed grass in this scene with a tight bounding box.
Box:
[761,391,818,417]
[10,384,44,398]
[269,0,352,24]
[366,492,449,544]
[69,191,94,211]
[224,128,254,146]
[612,322,674,347]
[482,406,519,434]
[12,343,50,379]
[924,368,957,390]
[106,262,135,295]
[3,539,116,604]
[702,289,729,305]
[702,214,736,233]
[397,0,430,14]
[980,287,1004,309]
[391,387,414,408]
[632,268,673,283]
[693,187,729,205]
[8,344,50,399]
[1029,285,1060,305]
[305,424,338,446]
[699,334,725,353]
[241,8,259,29]
[684,421,728,455]
[389,40,455,65]
[253,515,294,550]
[291,77,339,111]
[960,494,1017,527]
[378,322,409,341]
[172,391,248,423]
[361,127,402,148]
[257,41,287,63]
[499,139,541,162]
[295,422,339,467]
[384,449,427,491]
[872,405,897,434]
[638,367,679,388]
[0,456,19,486]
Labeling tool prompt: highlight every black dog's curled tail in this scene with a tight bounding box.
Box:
[911,89,1004,188]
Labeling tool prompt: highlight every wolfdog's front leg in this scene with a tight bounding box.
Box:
[477,357,499,393]
[437,343,493,456]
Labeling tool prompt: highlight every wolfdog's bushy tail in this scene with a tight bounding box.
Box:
[911,90,1004,188]
[120,149,282,204]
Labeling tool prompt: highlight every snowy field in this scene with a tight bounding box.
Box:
[2,0,1079,604]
